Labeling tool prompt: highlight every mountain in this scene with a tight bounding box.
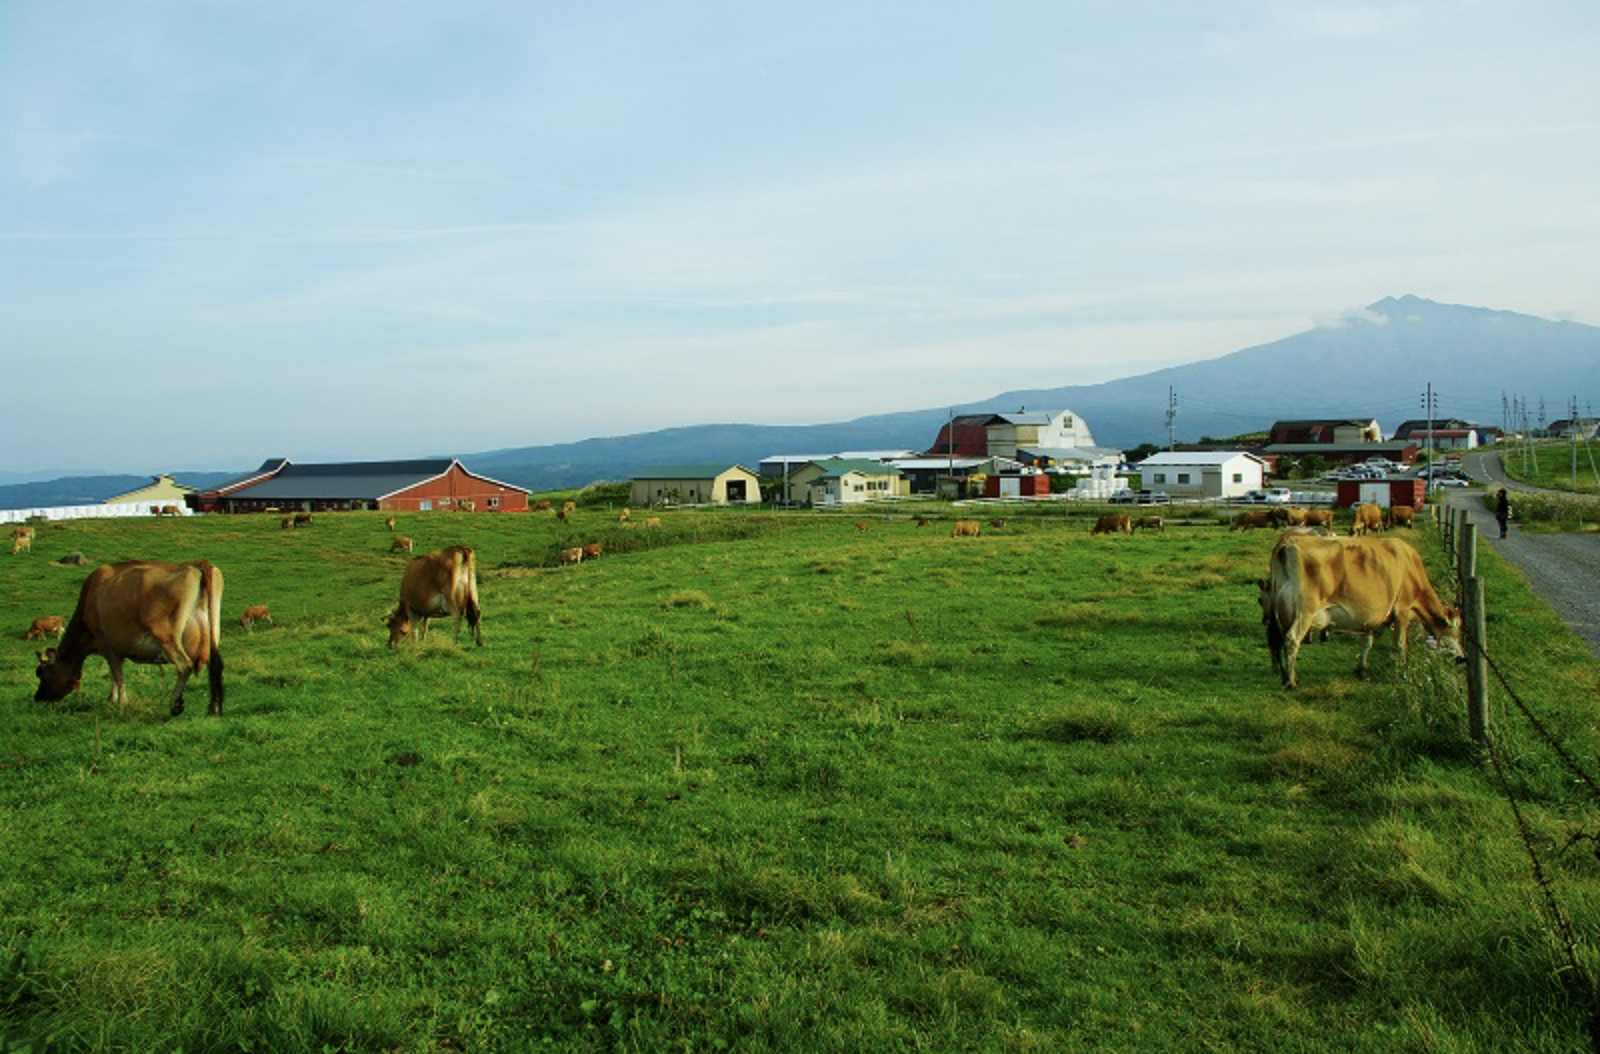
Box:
[462,296,1600,489]
[0,472,244,512]
[5,297,1594,503]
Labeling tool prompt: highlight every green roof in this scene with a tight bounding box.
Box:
[630,464,755,481]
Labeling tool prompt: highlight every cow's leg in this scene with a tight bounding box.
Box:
[1353,633,1375,678]
[105,654,127,704]
[170,665,192,716]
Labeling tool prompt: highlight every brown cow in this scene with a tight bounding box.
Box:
[644,517,662,529]
[581,542,603,561]
[11,526,35,554]
[1230,510,1274,532]
[855,521,870,532]
[385,516,397,531]
[160,504,182,517]
[390,535,414,554]
[1350,503,1385,537]
[35,560,225,715]
[25,615,65,642]
[951,519,982,538]
[281,515,295,530]
[1264,535,1462,688]
[293,512,314,527]
[385,545,482,647]
[558,547,584,565]
[619,507,631,523]
[1269,506,1309,528]
[1092,514,1131,536]
[238,604,272,631]
[533,500,553,512]
[1302,508,1335,531]
[1134,515,1164,532]
[1386,505,1416,529]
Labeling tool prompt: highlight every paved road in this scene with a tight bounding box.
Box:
[1442,451,1600,661]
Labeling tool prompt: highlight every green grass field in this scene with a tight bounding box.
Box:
[4,505,1599,1052]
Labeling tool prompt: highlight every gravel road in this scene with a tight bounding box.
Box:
[1441,452,1600,661]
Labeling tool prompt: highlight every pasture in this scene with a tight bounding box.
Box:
[3,506,1599,1052]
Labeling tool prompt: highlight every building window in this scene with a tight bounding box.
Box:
[1232,473,1243,484]
[1153,473,1167,484]
[486,497,500,509]
[1177,473,1191,484]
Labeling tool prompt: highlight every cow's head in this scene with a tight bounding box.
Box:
[383,608,411,647]
[34,647,81,702]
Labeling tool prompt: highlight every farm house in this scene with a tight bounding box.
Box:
[194,458,531,514]
[628,464,762,507]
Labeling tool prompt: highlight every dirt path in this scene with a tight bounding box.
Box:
[1442,451,1600,660]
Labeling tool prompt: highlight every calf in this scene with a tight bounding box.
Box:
[385,545,482,647]
[238,604,272,631]
[25,615,65,642]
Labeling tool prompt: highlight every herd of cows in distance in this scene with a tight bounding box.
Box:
[11,495,1462,717]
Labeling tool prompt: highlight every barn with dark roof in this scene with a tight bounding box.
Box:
[193,458,530,514]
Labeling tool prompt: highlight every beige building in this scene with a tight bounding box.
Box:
[104,475,196,506]
[629,464,762,506]
[787,458,909,506]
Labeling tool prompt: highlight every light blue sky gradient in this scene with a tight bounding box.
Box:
[3,2,1597,474]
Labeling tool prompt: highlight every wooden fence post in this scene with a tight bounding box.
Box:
[1463,574,1489,744]
[1460,520,1477,581]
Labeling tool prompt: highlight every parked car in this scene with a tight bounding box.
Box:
[1236,488,1292,504]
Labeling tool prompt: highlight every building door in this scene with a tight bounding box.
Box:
[726,479,747,502]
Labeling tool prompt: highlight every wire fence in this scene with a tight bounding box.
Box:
[1438,504,1600,1049]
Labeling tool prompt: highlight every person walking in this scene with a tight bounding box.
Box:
[1494,488,1512,539]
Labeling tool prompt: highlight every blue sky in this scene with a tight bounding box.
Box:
[3,2,1598,476]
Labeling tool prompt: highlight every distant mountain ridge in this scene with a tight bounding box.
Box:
[461,295,1599,489]
[4,296,1595,502]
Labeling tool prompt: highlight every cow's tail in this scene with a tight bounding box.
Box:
[461,547,483,641]
[199,561,225,713]
[1268,543,1303,680]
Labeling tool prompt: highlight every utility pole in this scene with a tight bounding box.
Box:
[1572,396,1581,494]
[1165,387,1178,451]
[1420,383,1438,471]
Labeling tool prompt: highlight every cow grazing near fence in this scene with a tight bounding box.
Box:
[1263,534,1462,689]
[1386,505,1416,529]
[1230,510,1274,532]
[951,519,982,538]
[385,545,482,647]
[1350,503,1385,536]
[1092,514,1131,536]
[35,560,225,715]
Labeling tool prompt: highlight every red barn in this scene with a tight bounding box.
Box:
[1334,477,1427,510]
[194,458,531,514]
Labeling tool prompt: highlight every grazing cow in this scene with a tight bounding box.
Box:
[1230,510,1274,532]
[619,508,631,523]
[160,504,182,517]
[559,546,584,565]
[385,516,397,531]
[11,533,32,555]
[35,560,225,716]
[293,512,314,527]
[561,500,576,516]
[1134,515,1164,532]
[1264,535,1462,689]
[644,517,662,529]
[1302,508,1335,531]
[385,545,482,647]
[25,616,65,642]
[951,519,982,538]
[1350,503,1385,536]
[1269,506,1309,528]
[1386,505,1416,529]
[915,516,932,528]
[855,521,870,532]
[581,542,603,561]
[281,515,295,530]
[1092,514,1132,536]
[534,500,552,512]
[238,604,272,631]
[390,535,414,554]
